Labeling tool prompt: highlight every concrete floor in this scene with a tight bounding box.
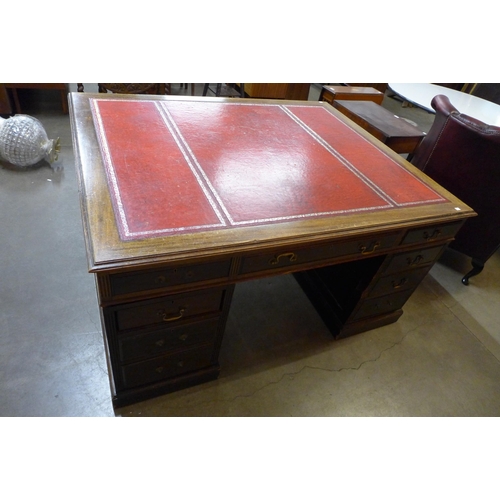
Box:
[1,84,500,417]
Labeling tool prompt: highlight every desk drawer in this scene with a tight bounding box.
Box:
[120,344,214,389]
[239,232,400,276]
[401,222,462,246]
[114,289,226,332]
[109,259,232,296]
[369,266,431,297]
[382,245,444,274]
[352,289,414,321]
[118,317,220,363]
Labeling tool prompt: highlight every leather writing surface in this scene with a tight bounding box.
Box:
[90,99,446,241]
[91,100,225,239]
[290,105,435,205]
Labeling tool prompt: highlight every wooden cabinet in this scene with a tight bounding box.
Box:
[244,83,310,100]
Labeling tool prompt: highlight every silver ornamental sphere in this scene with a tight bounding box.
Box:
[0,115,61,169]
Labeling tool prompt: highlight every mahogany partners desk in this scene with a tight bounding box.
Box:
[69,93,474,407]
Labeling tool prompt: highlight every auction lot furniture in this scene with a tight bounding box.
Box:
[320,85,384,105]
[411,94,500,285]
[332,99,426,156]
[69,93,473,407]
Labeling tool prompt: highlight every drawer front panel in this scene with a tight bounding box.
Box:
[352,289,415,321]
[121,345,214,389]
[401,222,462,246]
[239,232,400,276]
[115,289,225,331]
[109,259,232,296]
[383,246,443,274]
[369,267,431,297]
[118,317,220,363]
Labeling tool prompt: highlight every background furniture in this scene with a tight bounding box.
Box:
[203,83,245,98]
[77,83,167,95]
[434,84,500,105]
[244,83,310,100]
[411,94,500,284]
[77,83,196,96]
[0,84,12,115]
[344,83,388,93]
[320,85,384,105]
[4,83,68,114]
[389,83,500,126]
[69,92,472,406]
[468,84,500,105]
[331,100,426,155]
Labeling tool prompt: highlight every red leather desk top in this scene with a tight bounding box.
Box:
[90,98,445,242]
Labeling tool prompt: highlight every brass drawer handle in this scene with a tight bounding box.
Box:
[407,255,424,266]
[269,252,298,265]
[392,278,408,289]
[158,307,186,322]
[359,241,381,255]
[423,229,441,241]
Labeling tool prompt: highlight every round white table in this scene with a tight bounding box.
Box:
[388,83,500,127]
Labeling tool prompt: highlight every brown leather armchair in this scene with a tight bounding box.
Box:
[411,94,500,285]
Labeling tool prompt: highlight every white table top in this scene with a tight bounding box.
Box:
[388,83,500,127]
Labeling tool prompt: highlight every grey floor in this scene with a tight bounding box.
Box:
[2,84,500,417]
